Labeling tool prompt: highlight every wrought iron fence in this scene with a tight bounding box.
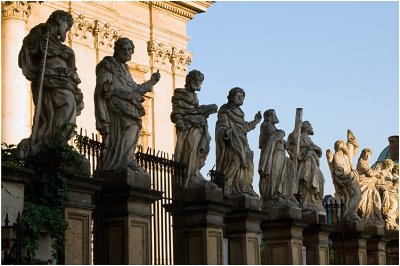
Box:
[2,212,21,265]
[323,198,344,225]
[74,129,185,265]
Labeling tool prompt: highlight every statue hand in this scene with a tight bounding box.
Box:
[104,83,112,98]
[70,72,81,84]
[254,111,262,123]
[176,120,185,131]
[151,70,161,85]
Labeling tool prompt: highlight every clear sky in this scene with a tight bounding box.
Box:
[186,1,399,196]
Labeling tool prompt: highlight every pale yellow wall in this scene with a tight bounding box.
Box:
[1,1,212,155]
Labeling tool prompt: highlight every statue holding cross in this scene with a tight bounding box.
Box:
[287,110,325,212]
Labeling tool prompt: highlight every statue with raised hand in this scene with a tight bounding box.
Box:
[171,70,218,188]
[215,87,261,197]
[326,130,361,222]
[94,37,161,172]
[17,10,84,157]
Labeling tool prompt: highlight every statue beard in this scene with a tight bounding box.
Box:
[58,31,67,42]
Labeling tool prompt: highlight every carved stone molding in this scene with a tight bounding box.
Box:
[170,47,192,75]
[70,14,121,50]
[1,1,35,21]
[141,1,212,20]
[147,40,191,73]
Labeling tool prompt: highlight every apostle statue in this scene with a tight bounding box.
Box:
[384,164,399,230]
[356,148,384,225]
[94,37,161,172]
[326,130,361,222]
[215,87,261,197]
[287,121,325,212]
[170,70,218,188]
[17,10,84,157]
[258,109,298,208]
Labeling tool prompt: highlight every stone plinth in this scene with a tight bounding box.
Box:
[386,230,399,265]
[95,170,162,265]
[225,195,264,265]
[366,235,387,265]
[331,222,371,264]
[302,223,334,265]
[1,166,32,225]
[65,174,102,265]
[171,185,231,265]
[261,207,307,265]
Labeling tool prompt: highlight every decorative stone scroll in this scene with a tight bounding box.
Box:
[147,40,192,74]
[1,1,34,20]
[70,13,121,50]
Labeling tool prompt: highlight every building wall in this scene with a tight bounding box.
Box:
[1,1,212,155]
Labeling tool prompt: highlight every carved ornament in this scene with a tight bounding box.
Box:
[147,40,191,73]
[1,1,35,20]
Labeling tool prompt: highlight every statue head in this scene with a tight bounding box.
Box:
[227,87,245,107]
[382,159,395,171]
[263,109,279,124]
[360,148,372,160]
[46,10,73,27]
[334,140,347,153]
[301,121,313,135]
[114,37,135,63]
[185,70,204,92]
[46,10,73,42]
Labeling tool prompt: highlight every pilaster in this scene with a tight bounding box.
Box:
[1,1,35,145]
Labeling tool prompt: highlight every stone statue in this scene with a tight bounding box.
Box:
[287,121,325,212]
[379,159,395,181]
[326,130,361,222]
[384,165,399,230]
[170,70,218,188]
[356,148,384,225]
[258,109,298,209]
[215,87,261,197]
[17,10,84,157]
[94,37,161,172]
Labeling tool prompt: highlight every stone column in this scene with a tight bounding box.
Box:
[331,223,370,265]
[224,195,264,265]
[302,223,334,265]
[64,175,102,265]
[261,208,307,265]
[367,235,387,265]
[96,170,162,265]
[386,230,399,265]
[171,186,231,265]
[1,2,33,145]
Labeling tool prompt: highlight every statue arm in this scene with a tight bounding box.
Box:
[245,111,262,132]
[217,112,232,140]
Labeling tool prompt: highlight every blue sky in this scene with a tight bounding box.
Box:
[187,1,399,196]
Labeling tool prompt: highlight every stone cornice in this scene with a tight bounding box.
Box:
[1,1,36,21]
[141,1,213,20]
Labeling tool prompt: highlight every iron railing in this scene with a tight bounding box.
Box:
[2,212,21,265]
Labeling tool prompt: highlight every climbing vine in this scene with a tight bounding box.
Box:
[2,124,89,264]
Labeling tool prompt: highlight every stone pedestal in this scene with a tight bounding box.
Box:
[171,185,231,265]
[386,230,399,265]
[64,174,102,265]
[95,170,162,265]
[224,195,264,265]
[261,207,307,265]
[302,223,334,265]
[367,235,387,265]
[1,166,32,225]
[331,222,370,264]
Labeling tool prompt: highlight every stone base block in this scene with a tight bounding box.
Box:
[261,218,308,265]
[224,194,260,210]
[183,185,223,202]
[98,169,150,189]
[302,209,327,224]
[263,206,302,220]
